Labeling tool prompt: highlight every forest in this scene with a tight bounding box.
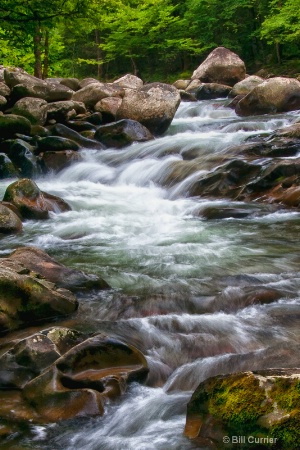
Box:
[0,0,300,82]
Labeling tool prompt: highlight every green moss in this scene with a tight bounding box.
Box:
[270,411,300,450]
[269,378,300,412]
[207,373,272,435]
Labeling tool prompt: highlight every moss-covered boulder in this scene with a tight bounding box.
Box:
[0,114,31,140]
[3,178,71,219]
[12,97,48,125]
[0,153,18,179]
[185,369,300,449]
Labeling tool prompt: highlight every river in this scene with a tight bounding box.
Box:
[0,100,300,449]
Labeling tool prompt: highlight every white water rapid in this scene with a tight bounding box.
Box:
[0,100,299,449]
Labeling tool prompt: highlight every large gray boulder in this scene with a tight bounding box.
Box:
[116,82,181,135]
[72,82,125,108]
[113,74,143,90]
[12,97,48,125]
[45,100,86,123]
[192,47,246,86]
[230,75,264,97]
[236,77,300,116]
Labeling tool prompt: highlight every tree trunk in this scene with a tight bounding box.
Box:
[95,29,103,79]
[42,28,49,80]
[275,42,281,64]
[33,22,43,79]
[130,56,138,76]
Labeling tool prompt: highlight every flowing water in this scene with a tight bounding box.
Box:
[1,100,300,449]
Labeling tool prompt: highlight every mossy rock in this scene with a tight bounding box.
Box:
[0,203,22,234]
[0,114,31,140]
[185,369,300,449]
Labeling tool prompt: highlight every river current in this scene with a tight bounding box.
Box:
[0,100,300,449]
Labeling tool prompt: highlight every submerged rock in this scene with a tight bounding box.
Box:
[185,369,300,449]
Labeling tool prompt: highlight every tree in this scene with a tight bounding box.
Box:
[0,0,87,78]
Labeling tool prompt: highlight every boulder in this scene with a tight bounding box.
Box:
[113,74,143,90]
[11,82,73,103]
[4,68,42,89]
[0,115,31,140]
[36,136,80,154]
[0,333,60,388]
[0,258,78,333]
[0,96,7,110]
[5,138,38,177]
[45,100,86,123]
[195,83,231,100]
[0,81,10,97]
[275,122,300,139]
[94,119,154,148]
[38,150,83,173]
[8,246,109,290]
[229,75,264,97]
[12,97,47,125]
[192,47,246,86]
[236,77,300,116]
[23,335,148,422]
[185,369,300,450]
[0,203,22,234]
[3,178,71,219]
[79,77,99,88]
[60,78,81,91]
[64,120,96,133]
[72,82,125,108]
[51,123,104,149]
[116,82,181,135]
[173,80,191,90]
[94,97,122,122]
[0,153,18,179]
[185,79,203,93]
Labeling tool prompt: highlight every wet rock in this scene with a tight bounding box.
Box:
[8,246,110,290]
[275,122,300,139]
[45,100,86,123]
[22,335,148,422]
[38,150,83,173]
[41,326,86,354]
[116,82,181,135]
[179,91,197,102]
[36,136,80,154]
[72,82,125,109]
[4,139,38,178]
[185,79,203,93]
[65,120,96,133]
[189,160,261,199]
[192,47,246,86]
[94,119,154,148]
[229,75,264,97]
[12,97,48,125]
[0,333,60,388]
[0,115,31,140]
[185,369,300,450]
[3,178,71,220]
[0,258,78,333]
[0,203,23,234]
[236,77,300,116]
[195,83,231,100]
[0,153,18,179]
[94,97,122,122]
[231,137,300,158]
[113,74,143,89]
[51,123,104,149]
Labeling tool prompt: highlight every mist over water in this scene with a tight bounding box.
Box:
[0,100,300,449]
